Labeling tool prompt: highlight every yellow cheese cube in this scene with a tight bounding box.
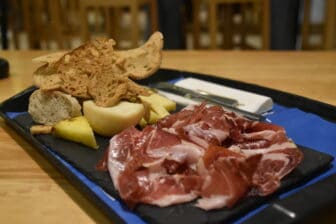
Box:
[53,116,98,149]
[139,93,176,112]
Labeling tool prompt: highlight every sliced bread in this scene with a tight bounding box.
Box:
[33,62,62,88]
[31,32,163,107]
[55,38,118,98]
[32,52,66,89]
[87,74,128,107]
[115,31,163,80]
[88,74,150,107]
[28,89,82,125]
[32,52,67,64]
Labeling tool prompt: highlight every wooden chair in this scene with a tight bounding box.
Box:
[79,0,158,48]
[192,0,269,49]
[5,0,31,49]
[301,0,336,50]
[301,0,321,50]
[324,0,336,49]
[19,0,80,49]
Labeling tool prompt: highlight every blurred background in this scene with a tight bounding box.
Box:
[0,0,335,50]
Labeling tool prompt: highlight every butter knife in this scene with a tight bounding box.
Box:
[151,82,265,121]
[152,82,238,106]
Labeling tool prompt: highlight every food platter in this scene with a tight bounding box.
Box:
[0,69,335,224]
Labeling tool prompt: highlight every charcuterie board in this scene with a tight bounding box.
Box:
[0,69,335,224]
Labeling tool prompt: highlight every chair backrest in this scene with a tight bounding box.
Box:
[192,0,269,49]
[301,0,336,50]
[322,0,335,49]
[79,0,158,49]
[11,0,158,49]
[19,0,80,49]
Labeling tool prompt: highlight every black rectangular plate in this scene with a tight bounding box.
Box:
[0,69,334,224]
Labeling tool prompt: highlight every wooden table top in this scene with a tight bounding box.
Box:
[0,50,335,223]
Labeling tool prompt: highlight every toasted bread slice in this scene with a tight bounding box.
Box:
[115,32,163,80]
[32,52,67,64]
[28,89,82,125]
[35,73,63,91]
[54,38,119,98]
[33,59,61,87]
[31,32,163,106]
[88,74,150,107]
[30,125,53,135]
[88,74,129,107]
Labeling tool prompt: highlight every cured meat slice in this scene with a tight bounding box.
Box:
[108,125,204,207]
[158,104,235,148]
[229,122,303,196]
[196,146,262,210]
[107,126,142,190]
[104,103,303,210]
[250,146,303,196]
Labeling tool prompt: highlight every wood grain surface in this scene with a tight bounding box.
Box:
[0,50,335,223]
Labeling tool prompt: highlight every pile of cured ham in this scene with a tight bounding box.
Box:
[102,103,303,210]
